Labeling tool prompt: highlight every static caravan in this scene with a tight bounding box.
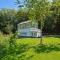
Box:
[17,21,41,37]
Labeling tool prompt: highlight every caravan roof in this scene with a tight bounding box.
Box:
[19,21,31,25]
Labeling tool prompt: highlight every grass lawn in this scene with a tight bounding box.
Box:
[16,36,60,60]
[0,35,60,60]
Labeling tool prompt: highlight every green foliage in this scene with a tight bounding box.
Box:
[0,9,17,34]
[16,0,60,34]
[25,0,51,28]
[0,34,29,60]
[16,8,29,23]
[0,8,29,34]
[0,0,60,34]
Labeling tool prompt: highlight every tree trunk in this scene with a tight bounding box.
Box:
[40,19,43,45]
[40,31,43,45]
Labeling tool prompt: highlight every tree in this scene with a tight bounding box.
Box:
[50,0,60,34]
[0,9,17,34]
[25,0,51,44]
[16,0,51,44]
[16,8,29,23]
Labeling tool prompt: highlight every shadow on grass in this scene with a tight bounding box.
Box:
[45,35,60,38]
[53,35,60,38]
[26,55,34,60]
[33,44,60,53]
[15,44,29,55]
[16,44,34,60]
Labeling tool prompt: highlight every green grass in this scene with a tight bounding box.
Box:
[16,36,60,60]
[16,36,60,45]
[0,35,60,60]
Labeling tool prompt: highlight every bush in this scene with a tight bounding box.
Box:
[0,34,29,60]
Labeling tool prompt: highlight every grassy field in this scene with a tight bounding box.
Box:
[0,35,60,60]
[16,36,60,60]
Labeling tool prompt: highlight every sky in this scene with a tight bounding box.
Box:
[0,0,19,9]
[0,0,52,9]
